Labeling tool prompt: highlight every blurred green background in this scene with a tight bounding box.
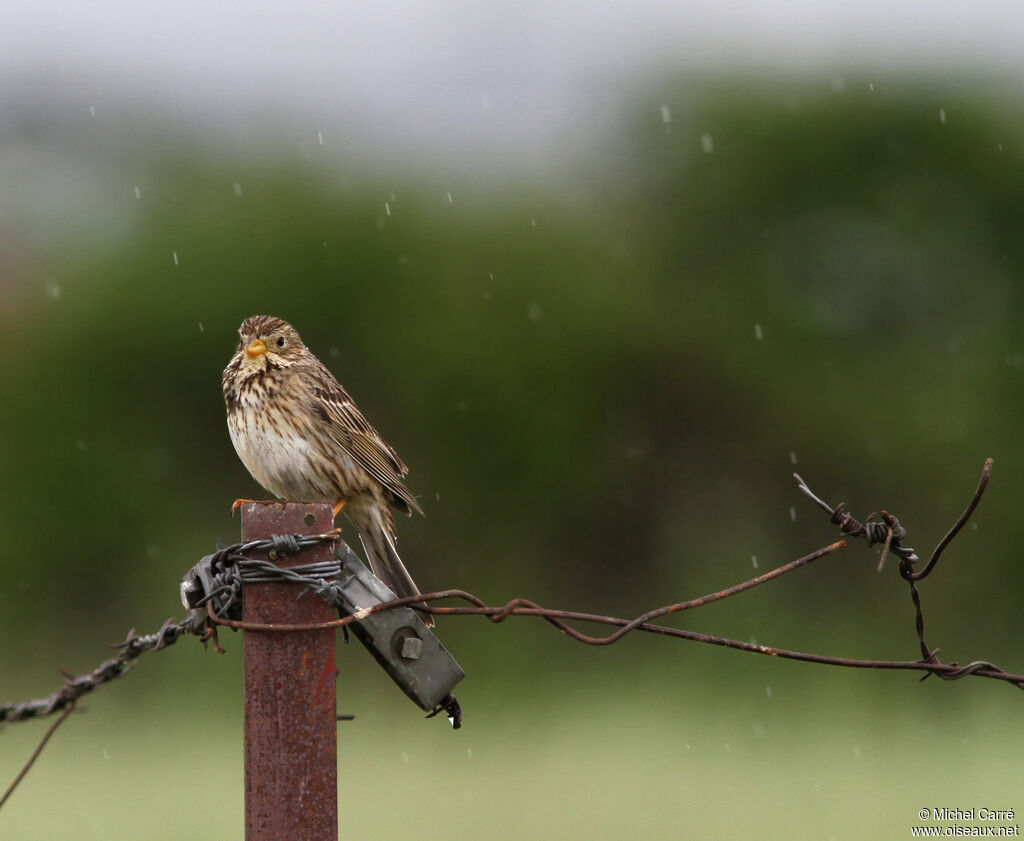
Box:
[3,69,1023,838]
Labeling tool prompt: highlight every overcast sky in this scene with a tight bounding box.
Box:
[3,1,1024,168]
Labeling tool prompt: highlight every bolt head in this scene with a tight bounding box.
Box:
[399,636,423,660]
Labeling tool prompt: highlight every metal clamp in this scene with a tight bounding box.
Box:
[333,542,465,712]
[180,538,465,718]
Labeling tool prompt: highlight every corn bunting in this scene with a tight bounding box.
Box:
[223,315,429,620]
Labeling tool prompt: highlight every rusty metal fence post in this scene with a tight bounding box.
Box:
[241,501,338,841]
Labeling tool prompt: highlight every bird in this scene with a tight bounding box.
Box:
[222,315,431,623]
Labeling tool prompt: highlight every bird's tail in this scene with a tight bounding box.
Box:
[359,517,434,627]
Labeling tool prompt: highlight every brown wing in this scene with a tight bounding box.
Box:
[309,376,423,517]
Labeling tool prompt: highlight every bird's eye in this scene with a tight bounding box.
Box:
[276,337,285,347]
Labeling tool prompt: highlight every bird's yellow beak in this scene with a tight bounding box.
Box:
[245,339,268,358]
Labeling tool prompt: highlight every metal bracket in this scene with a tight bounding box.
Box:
[333,542,465,712]
[180,551,242,623]
[180,539,465,716]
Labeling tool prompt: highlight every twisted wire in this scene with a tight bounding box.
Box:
[794,460,1017,689]
[1,615,205,724]
[2,532,340,725]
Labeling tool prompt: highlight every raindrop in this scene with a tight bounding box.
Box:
[939,108,947,125]
[853,745,861,758]
[172,252,180,266]
[753,323,764,340]
[447,192,453,204]
[765,685,772,698]
[233,182,243,196]
[317,130,324,146]
[384,202,391,217]
[751,555,758,569]
[868,82,875,92]
[660,104,672,124]
[89,105,96,117]
[435,492,441,501]
[401,752,409,766]
[101,748,110,760]
[466,747,473,758]
[134,185,142,200]
[76,440,87,452]
[530,218,537,228]
[789,451,798,464]
[198,322,205,333]
[789,506,797,522]
[45,282,62,299]
[700,133,714,154]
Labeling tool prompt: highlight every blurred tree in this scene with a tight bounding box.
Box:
[2,76,1022,674]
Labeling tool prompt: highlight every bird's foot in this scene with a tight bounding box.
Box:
[231,498,254,514]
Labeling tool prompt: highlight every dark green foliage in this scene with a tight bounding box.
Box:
[3,76,1023,675]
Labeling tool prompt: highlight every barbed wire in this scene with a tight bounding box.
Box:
[3,459,1021,808]
[0,533,343,726]
[1,616,206,724]
[795,458,1002,680]
[794,473,919,569]
[6,460,1022,724]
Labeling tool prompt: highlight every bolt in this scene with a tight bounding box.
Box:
[399,635,423,661]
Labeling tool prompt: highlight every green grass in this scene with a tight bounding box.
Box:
[3,655,1021,840]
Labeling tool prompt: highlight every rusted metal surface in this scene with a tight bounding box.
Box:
[242,501,338,841]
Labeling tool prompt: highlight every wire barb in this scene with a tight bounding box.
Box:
[795,459,1014,689]
[794,473,918,564]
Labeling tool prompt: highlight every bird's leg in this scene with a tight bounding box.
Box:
[332,498,348,519]
[231,498,254,513]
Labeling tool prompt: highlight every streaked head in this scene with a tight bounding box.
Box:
[235,315,307,369]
